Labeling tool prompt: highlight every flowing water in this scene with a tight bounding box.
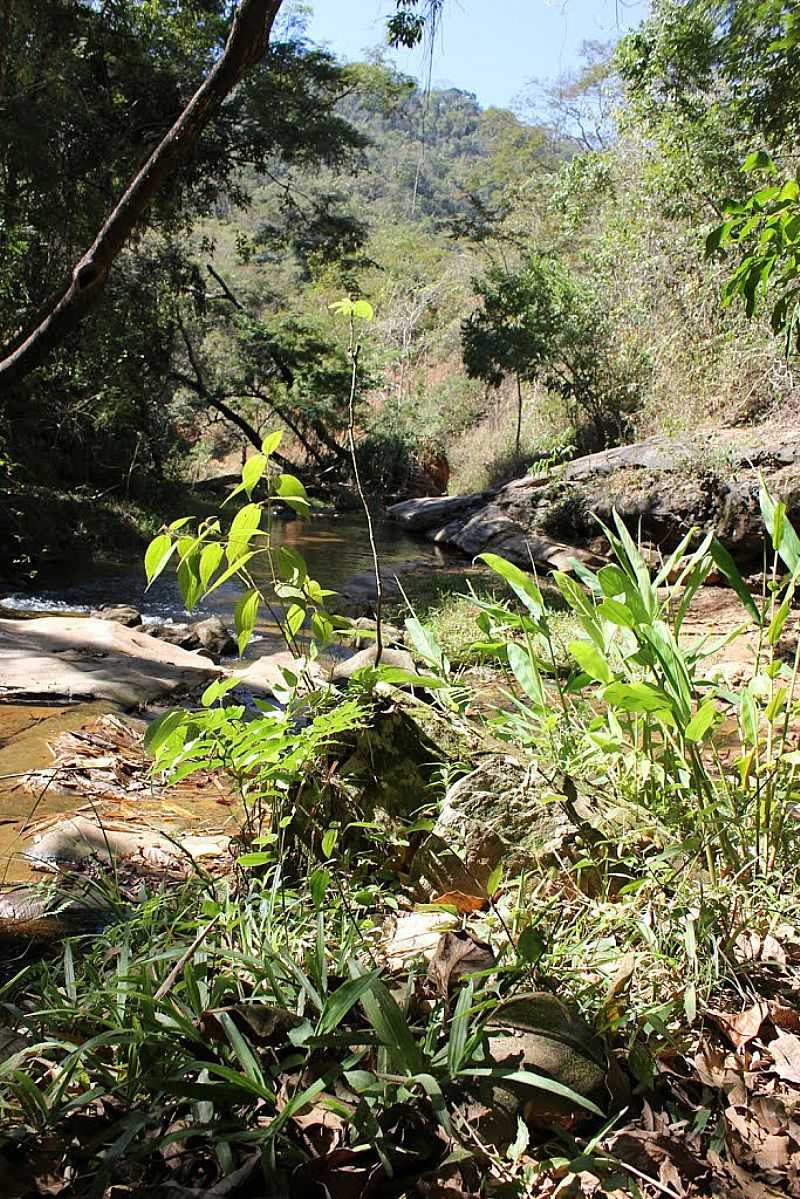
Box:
[0,513,450,651]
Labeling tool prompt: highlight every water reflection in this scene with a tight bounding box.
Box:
[1,513,450,658]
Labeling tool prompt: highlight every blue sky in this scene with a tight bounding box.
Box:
[305,0,650,110]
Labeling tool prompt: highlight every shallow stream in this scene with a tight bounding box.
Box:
[0,512,452,884]
[1,513,448,644]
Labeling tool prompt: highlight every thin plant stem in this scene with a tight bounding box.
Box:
[346,312,383,664]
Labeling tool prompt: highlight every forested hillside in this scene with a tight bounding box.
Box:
[4,0,799,577]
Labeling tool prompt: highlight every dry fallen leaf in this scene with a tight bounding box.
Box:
[707,1148,787,1199]
[608,1127,708,1195]
[430,890,487,913]
[708,1002,769,1051]
[755,1134,792,1172]
[381,910,458,968]
[762,934,788,966]
[426,930,496,995]
[769,1030,800,1086]
[768,1003,800,1035]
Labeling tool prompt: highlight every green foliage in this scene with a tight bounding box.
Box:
[462,257,648,449]
[0,1,365,496]
[707,154,800,350]
[478,495,800,880]
[616,0,800,215]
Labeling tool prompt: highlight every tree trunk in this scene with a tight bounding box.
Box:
[0,0,13,99]
[514,372,523,459]
[0,0,283,387]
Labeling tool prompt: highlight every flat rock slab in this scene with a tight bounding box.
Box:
[387,492,486,533]
[235,651,326,697]
[387,427,800,571]
[27,814,228,870]
[0,616,222,705]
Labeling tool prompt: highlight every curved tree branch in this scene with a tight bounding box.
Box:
[0,0,283,387]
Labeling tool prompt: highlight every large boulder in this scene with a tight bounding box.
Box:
[481,992,623,1131]
[91,604,142,627]
[298,705,445,856]
[388,427,800,570]
[410,757,609,899]
[0,616,222,705]
[387,493,485,534]
[26,814,228,871]
[235,651,326,698]
[330,645,415,682]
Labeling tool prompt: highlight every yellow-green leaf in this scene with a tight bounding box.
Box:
[569,640,612,684]
[144,533,175,587]
[684,700,717,743]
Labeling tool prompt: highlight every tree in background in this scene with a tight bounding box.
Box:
[462,257,648,455]
[616,0,800,216]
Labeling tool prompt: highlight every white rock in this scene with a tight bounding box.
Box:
[0,617,221,705]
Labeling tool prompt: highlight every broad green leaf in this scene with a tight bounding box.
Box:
[743,150,775,174]
[241,453,266,497]
[709,538,762,624]
[144,533,176,587]
[552,571,604,649]
[176,538,203,611]
[144,710,186,756]
[282,495,311,517]
[285,603,305,638]
[275,473,307,499]
[372,667,447,689]
[507,642,545,706]
[404,615,447,672]
[597,598,635,629]
[201,677,241,707]
[603,680,675,717]
[237,852,274,868]
[204,551,257,597]
[321,827,338,858]
[478,553,543,617]
[739,688,759,747]
[568,639,612,683]
[771,500,786,555]
[765,687,787,723]
[234,589,260,656]
[309,868,330,908]
[684,700,717,743]
[199,542,224,589]
[768,594,792,645]
[597,564,628,597]
[261,430,283,457]
[760,481,800,574]
[226,504,261,565]
[610,511,656,617]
